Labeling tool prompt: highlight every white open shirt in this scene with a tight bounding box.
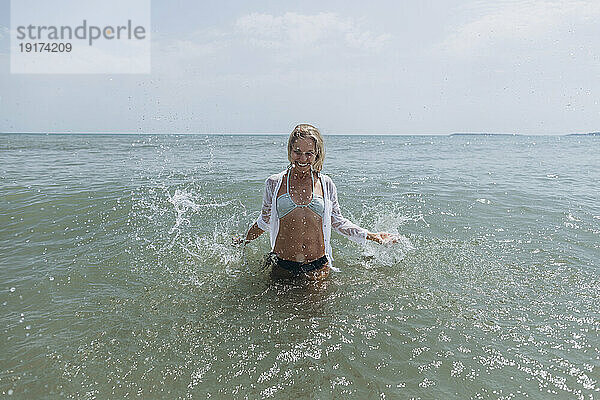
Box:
[255,170,368,269]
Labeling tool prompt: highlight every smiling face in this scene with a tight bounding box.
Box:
[290,137,317,173]
[286,124,326,172]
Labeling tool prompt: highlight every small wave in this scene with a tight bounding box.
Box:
[167,189,245,234]
[356,210,416,267]
[359,234,415,268]
[566,213,581,222]
[168,189,238,211]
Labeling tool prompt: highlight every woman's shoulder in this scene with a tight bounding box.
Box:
[265,170,287,184]
[317,172,337,198]
[318,172,334,186]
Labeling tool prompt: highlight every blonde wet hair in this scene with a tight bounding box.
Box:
[287,124,326,172]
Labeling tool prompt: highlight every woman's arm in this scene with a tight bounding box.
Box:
[234,176,274,246]
[243,222,264,244]
[330,181,369,244]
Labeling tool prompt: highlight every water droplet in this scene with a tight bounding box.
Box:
[49,277,54,281]
[9,287,15,293]
[8,389,13,395]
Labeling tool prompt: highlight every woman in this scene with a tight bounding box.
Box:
[242,124,396,280]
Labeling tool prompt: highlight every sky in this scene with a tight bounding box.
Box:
[0,0,599,134]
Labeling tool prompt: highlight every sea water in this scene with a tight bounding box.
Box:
[0,133,598,398]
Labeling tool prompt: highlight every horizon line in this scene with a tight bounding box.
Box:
[1,131,597,136]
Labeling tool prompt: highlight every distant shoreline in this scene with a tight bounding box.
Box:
[449,133,519,136]
[564,132,600,136]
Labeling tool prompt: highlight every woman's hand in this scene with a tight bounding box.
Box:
[232,223,264,247]
[232,236,248,247]
[367,232,399,244]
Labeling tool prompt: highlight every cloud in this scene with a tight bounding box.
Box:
[439,0,600,55]
[149,27,230,74]
[234,12,390,52]
[150,12,391,74]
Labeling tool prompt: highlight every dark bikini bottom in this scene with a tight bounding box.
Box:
[266,253,328,276]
